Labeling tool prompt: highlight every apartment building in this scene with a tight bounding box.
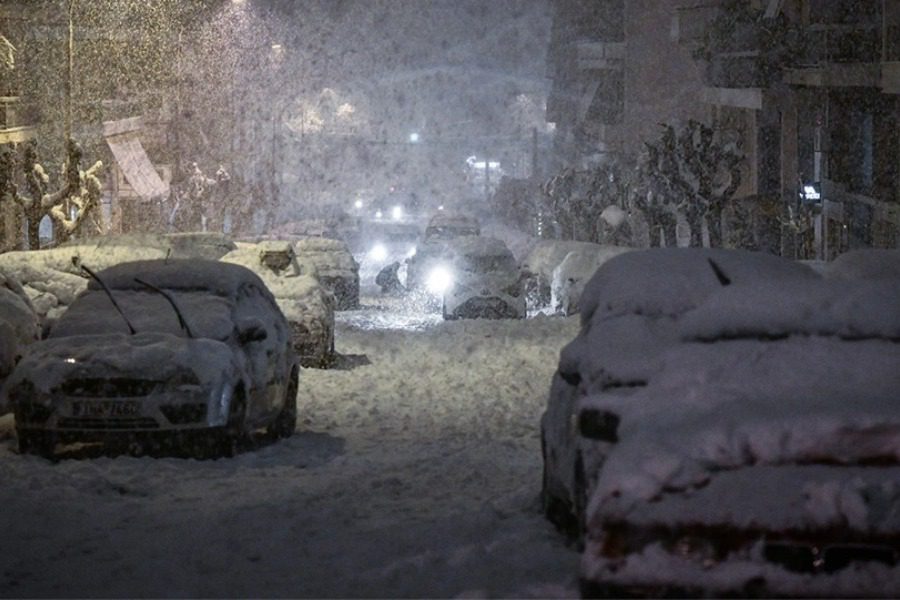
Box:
[547,0,900,257]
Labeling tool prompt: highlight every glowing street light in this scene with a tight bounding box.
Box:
[409,132,420,143]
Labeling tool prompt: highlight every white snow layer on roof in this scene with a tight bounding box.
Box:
[88,259,268,298]
[577,248,819,325]
[825,248,900,280]
[551,247,900,540]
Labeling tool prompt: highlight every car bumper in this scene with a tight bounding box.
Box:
[14,387,231,434]
[581,539,900,598]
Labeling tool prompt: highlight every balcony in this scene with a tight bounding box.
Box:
[783,23,883,88]
[575,41,623,71]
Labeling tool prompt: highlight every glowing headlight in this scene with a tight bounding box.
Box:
[425,266,454,295]
[370,243,388,262]
[392,205,403,220]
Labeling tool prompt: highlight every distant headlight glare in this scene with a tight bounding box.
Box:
[370,243,388,262]
[426,266,454,295]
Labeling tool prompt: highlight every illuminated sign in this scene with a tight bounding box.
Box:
[800,182,822,204]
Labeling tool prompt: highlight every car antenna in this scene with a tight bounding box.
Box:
[133,277,195,338]
[707,258,732,286]
[76,260,137,334]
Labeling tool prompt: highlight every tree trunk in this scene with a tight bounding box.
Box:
[707,205,724,248]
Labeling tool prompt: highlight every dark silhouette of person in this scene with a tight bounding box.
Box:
[376,261,404,294]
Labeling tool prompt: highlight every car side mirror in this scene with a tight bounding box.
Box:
[237,318,268,344]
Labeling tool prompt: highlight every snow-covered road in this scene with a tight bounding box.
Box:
[0,298,581,598]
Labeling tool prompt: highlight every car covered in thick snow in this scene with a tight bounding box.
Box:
[5,259,298,458]
[221,241,335,368]
[541,248,819,541]
[293,237,360,310]
[549,245,632,315]
[521,240,615,310]
[439,236,525,320]
[0,268,40,415]
[577,270,900,597]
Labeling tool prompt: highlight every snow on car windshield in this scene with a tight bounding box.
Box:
[51,290,234,341]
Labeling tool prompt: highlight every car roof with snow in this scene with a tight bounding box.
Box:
[577,247,820,325]
[424,213,480,238]
[85,258,271,299]
[446,235,515,259]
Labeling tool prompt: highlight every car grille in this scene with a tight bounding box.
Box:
[58,378,164,398]
[57,417,160,430]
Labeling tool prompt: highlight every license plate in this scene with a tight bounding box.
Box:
[72,400,141,418]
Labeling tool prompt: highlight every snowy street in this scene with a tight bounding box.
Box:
[0,297,581,598]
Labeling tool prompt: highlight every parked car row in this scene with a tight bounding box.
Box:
[541,247,900,597]
[0,231,363,459]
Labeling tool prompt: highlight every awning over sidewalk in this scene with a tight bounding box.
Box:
[103,117,169,201]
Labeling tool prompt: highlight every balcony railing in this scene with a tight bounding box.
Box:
[796,23,881,66]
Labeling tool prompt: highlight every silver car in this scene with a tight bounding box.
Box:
[5,259,299,458]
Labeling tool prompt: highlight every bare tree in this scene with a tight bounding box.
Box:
[639,120,743,247]
[2,139,102,249]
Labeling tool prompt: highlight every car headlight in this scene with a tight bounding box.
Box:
[209,383,233,426]
[369,243,388,262]
[425,266,454,295]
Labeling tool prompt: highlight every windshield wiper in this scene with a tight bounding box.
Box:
[76,260,137,335]
[133,278,195,338]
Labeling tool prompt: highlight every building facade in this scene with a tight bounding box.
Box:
[547,0,900,257]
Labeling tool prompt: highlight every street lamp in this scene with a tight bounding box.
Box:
[409,132,420,143]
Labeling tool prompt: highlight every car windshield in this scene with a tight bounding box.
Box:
[461,253,516,274]
[51,290,234,341]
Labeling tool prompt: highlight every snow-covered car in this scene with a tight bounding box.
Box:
[5,259,299,458]
[823,248,900,281]
[221,241,336,368]
[549,245,632,315]
[578,272,900,597]
[440,236,526,320]
[521,240,612,310]
[406,216,479,291]
[0,268,41,415]
[540,248,819,541]
[422,212,480,242]
[293,237,360,310]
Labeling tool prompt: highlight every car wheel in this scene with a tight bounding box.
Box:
[269,368,298,439]
[17,429,57,459]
